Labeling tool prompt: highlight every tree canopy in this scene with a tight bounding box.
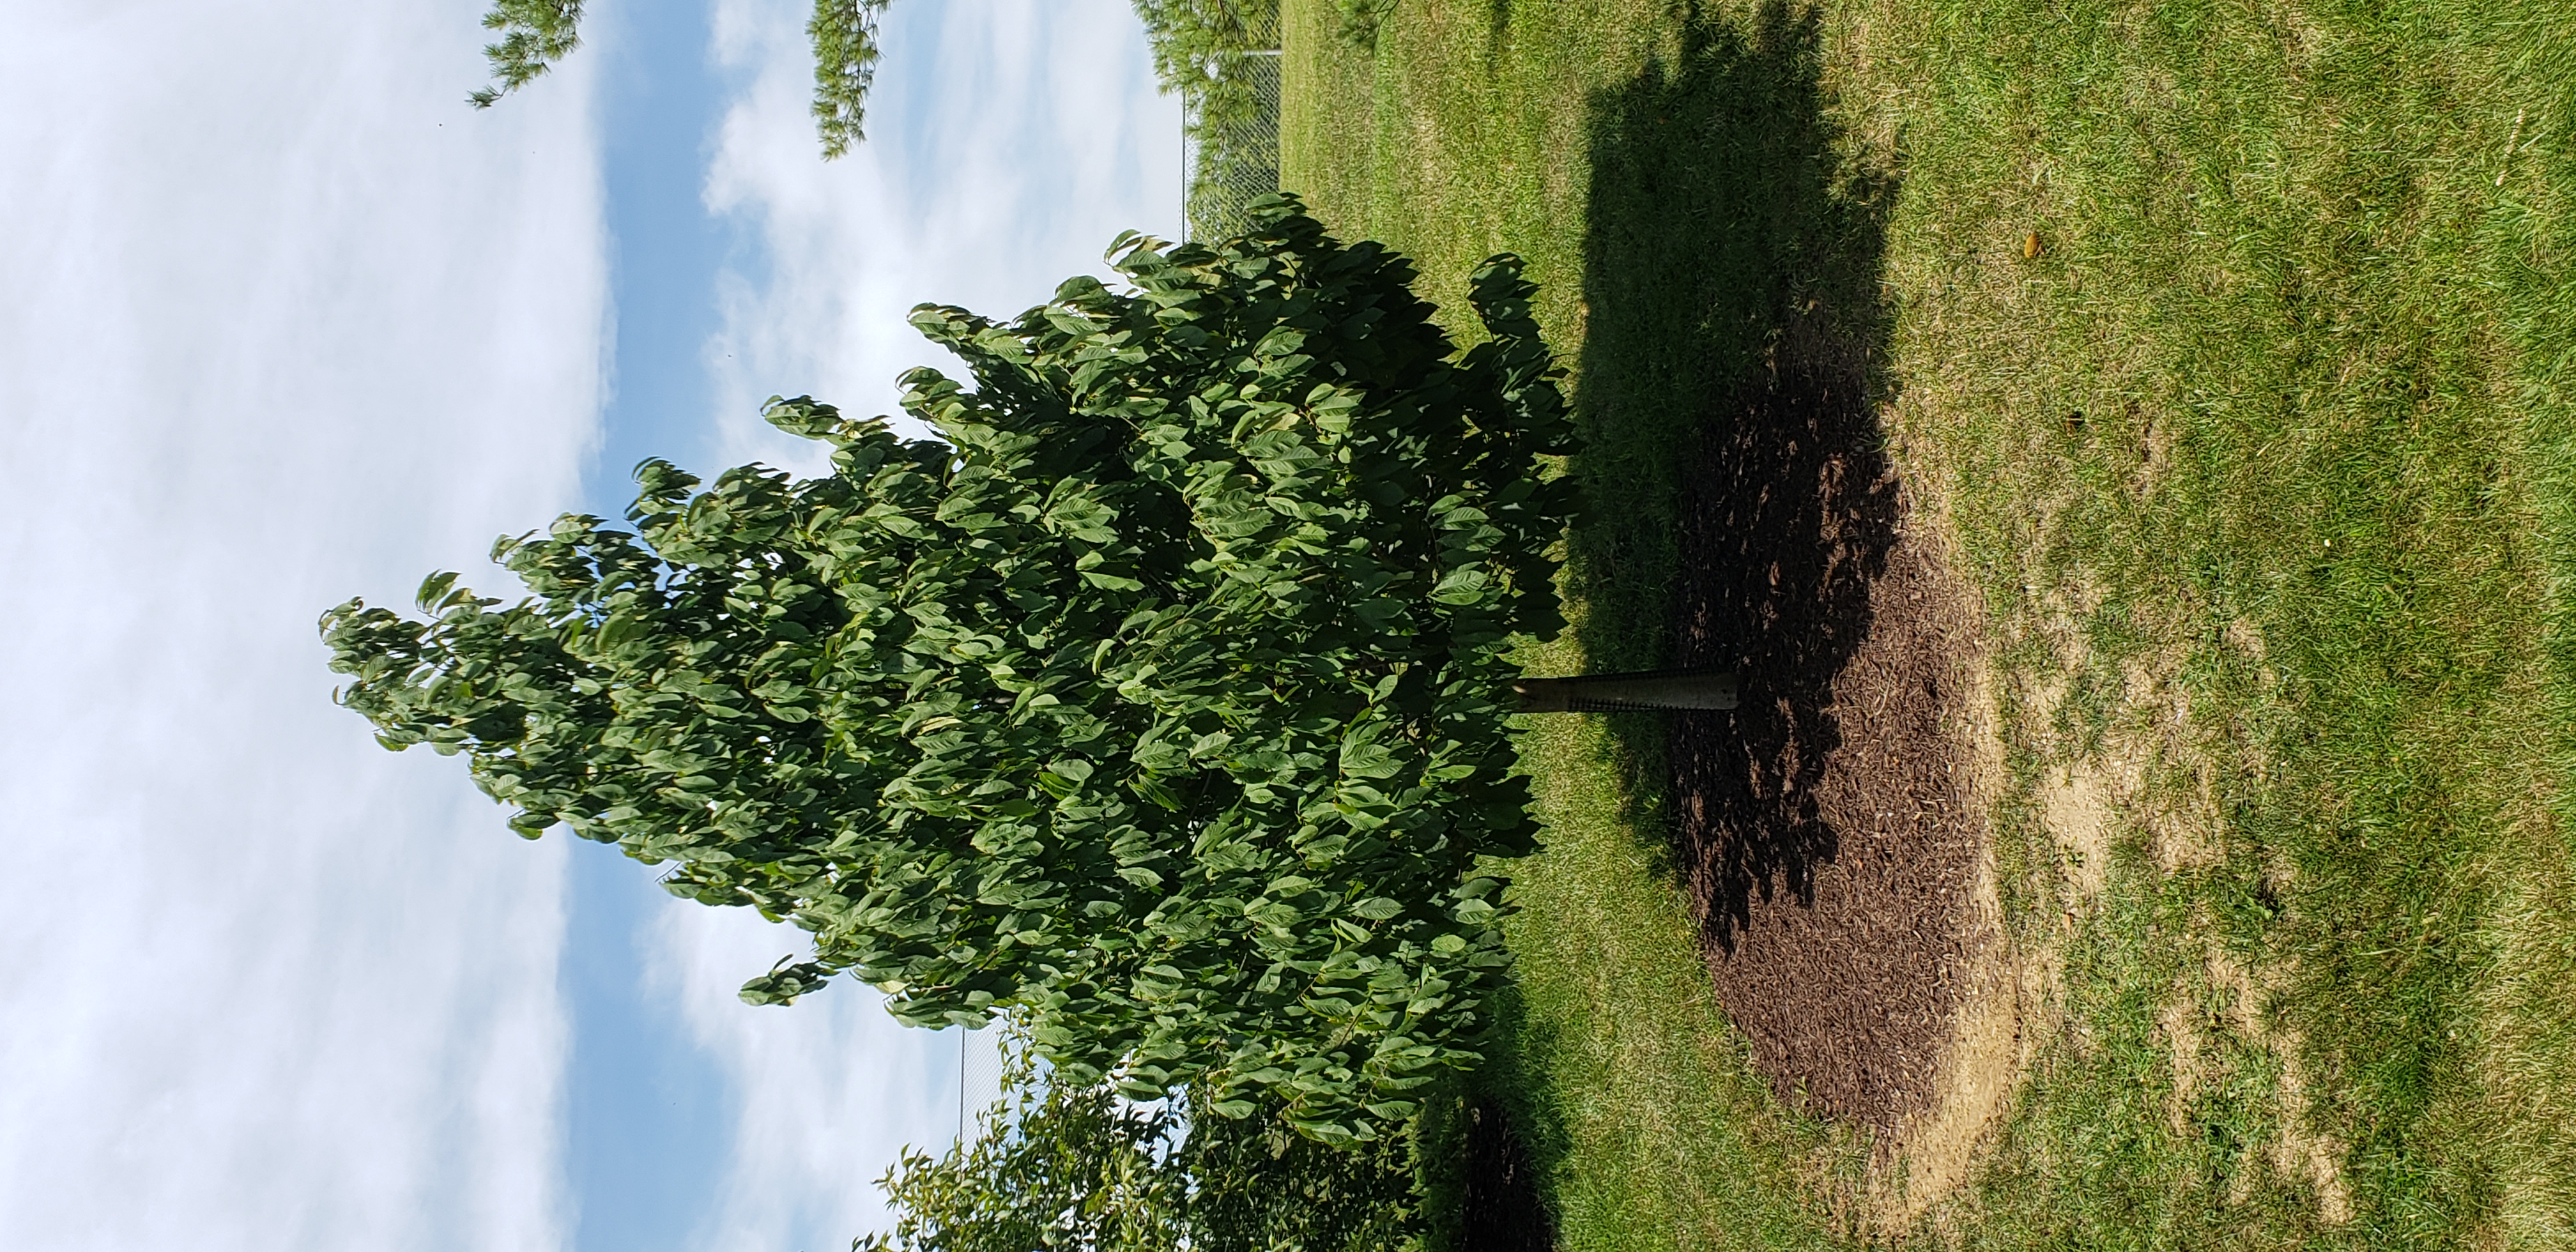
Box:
[470,0,889,158]
[321,199,1573,1143]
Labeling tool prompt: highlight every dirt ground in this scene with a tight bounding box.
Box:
[1448,326,2002,1240]
[1664,331,1995,1136]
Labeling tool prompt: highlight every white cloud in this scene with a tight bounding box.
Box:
[645,905,954,1252]
[700,0,1187,468]
[0,3,606,1249]
[621,4,1183,1246]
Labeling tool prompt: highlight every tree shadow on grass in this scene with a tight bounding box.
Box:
[1564,0,1898,946]
[1446,982,1564,1252]
[1461,4,1913,1233]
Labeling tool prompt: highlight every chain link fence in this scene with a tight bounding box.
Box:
[1176,5,1282,240]
[957,1022,1006,1141]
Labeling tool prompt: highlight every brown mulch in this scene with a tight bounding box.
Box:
[1664,341,1991,1134]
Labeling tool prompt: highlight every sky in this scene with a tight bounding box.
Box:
[0,2,1181,1249]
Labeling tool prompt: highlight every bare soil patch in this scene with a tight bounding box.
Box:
[1664,335,1998,1138]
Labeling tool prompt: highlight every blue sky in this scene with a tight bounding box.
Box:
[566,4,1179,1248]
[0,2,1179,1249]
[562,6,737,1242]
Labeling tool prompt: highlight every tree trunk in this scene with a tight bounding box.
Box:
[1512,669,1738,713]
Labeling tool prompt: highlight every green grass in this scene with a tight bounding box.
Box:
[1493,666,1869,1251]
[1280,0,2576,1248]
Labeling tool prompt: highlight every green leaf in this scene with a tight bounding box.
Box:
[413,570,461,612]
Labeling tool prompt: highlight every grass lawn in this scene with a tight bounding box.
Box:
[1278,0,2576,1246]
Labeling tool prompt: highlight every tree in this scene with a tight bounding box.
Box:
[862,1050,1186,1252]
[1130,1,1399,57]
[466,1,1399,163]
[859,1034,1417,1252]
[323,198,1572,1143]
[470,0,890,158]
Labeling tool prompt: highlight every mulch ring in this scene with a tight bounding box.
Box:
[1664,346,1992,1135]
